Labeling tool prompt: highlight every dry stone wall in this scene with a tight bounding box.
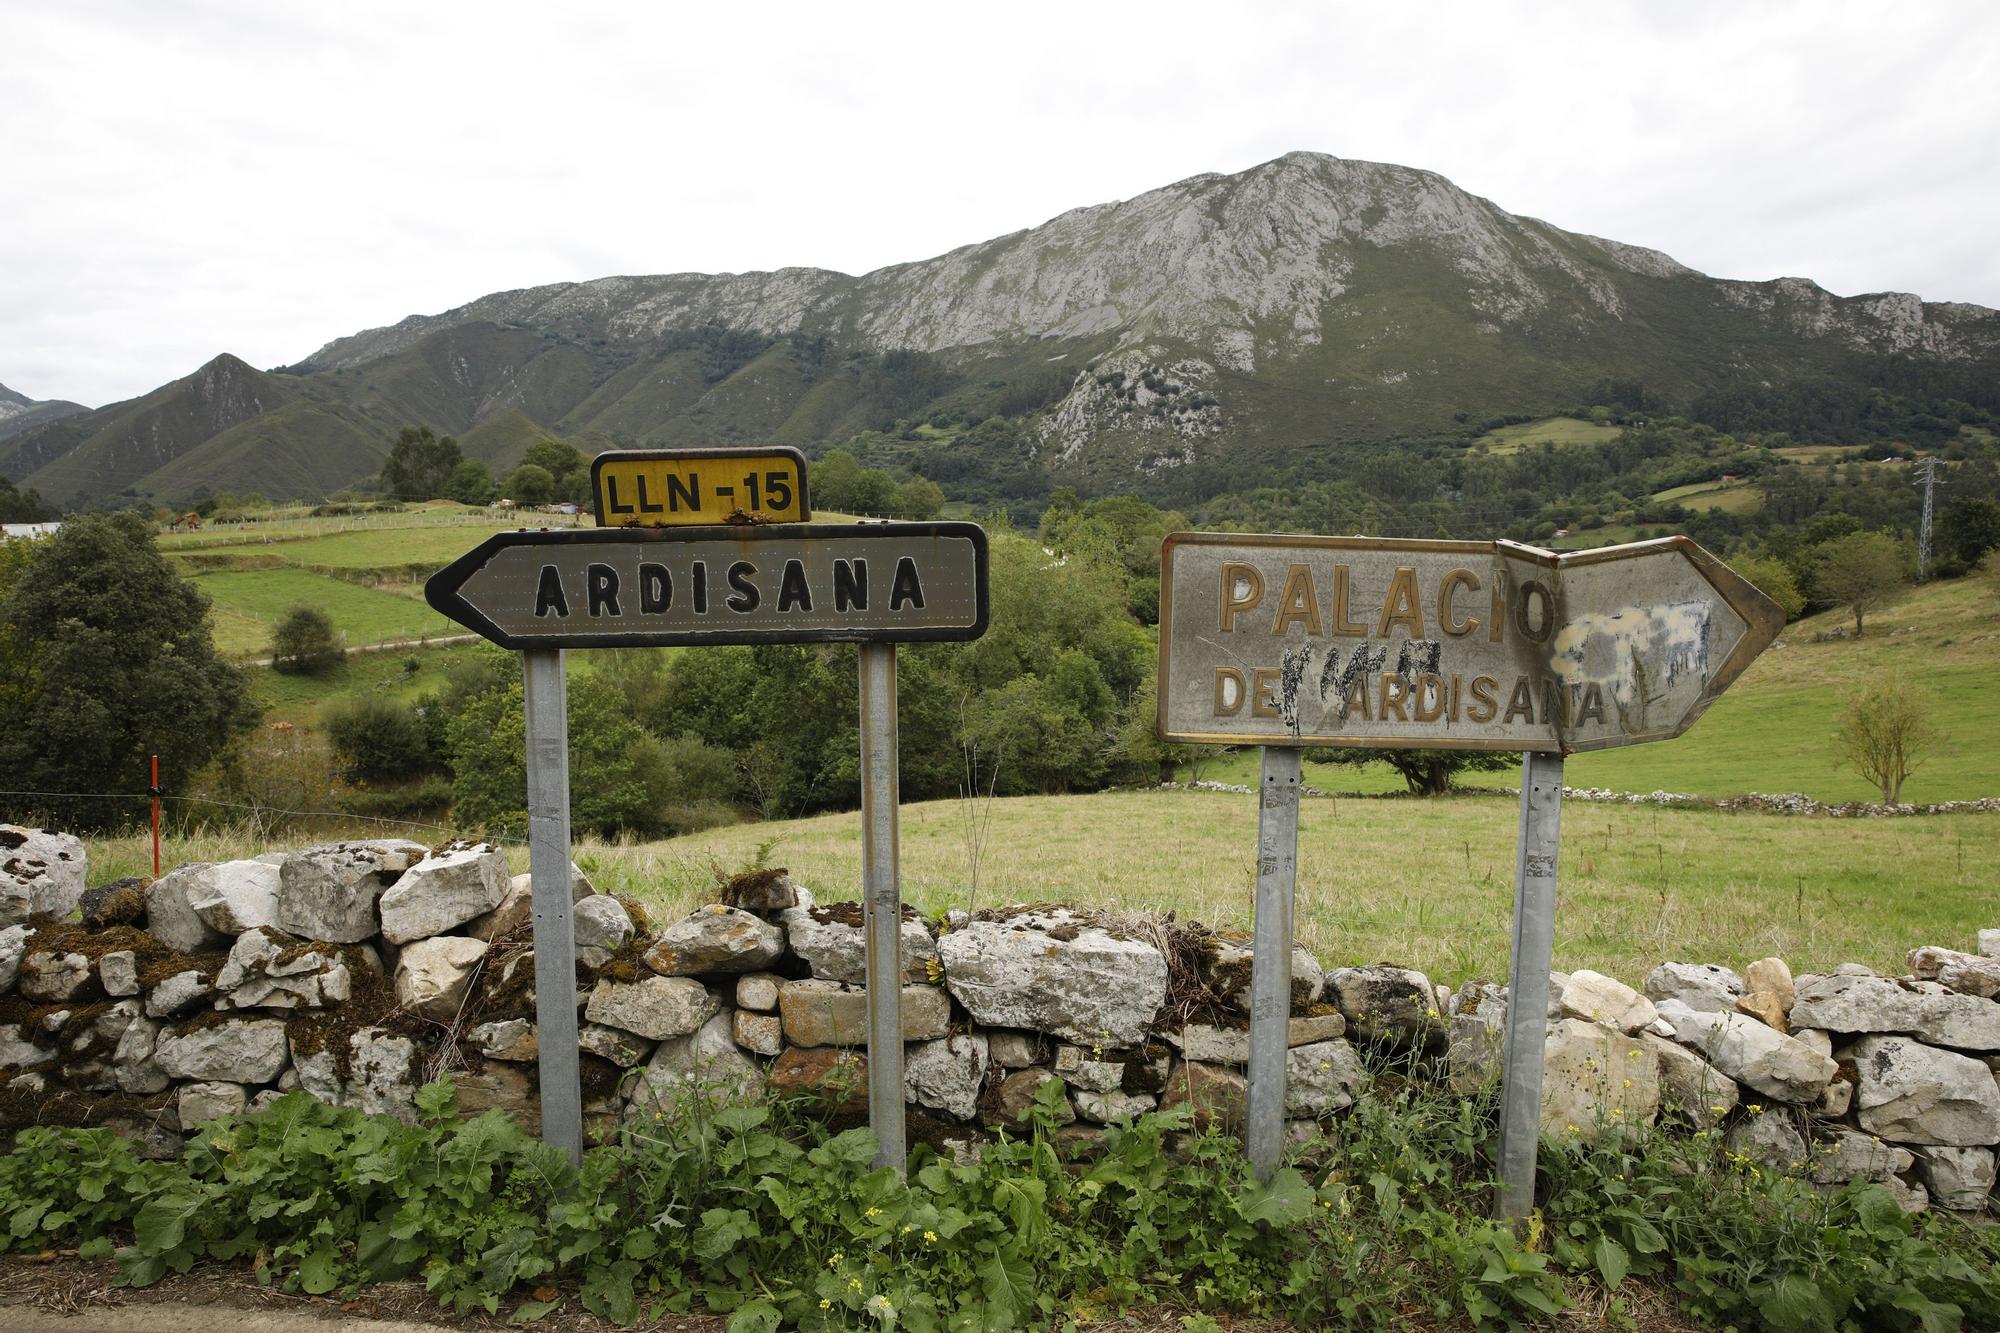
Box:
[1,823,1997,1218]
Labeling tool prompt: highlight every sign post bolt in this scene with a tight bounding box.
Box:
[523,648,584,1166]
[1495,749,1564,1222]
[858,642,907,1172]
[1245,745,1301,1182]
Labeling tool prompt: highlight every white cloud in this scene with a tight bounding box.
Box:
[2,0,1996,406]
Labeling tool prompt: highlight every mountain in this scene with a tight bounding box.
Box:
[10,151,2000,507]
[0,382,88,444]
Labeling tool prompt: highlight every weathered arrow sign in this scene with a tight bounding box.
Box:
[425,522,988,649]
[1157,533,1782,754]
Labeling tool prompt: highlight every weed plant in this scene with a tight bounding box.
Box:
[0,1075,1993,1331]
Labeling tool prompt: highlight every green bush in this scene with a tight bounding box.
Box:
[269,605,343,675]
[325,695,436,783]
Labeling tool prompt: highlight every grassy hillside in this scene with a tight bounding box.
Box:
[562,790,1992,986]
[189,567,455,658]
[1568,575,2000,801]
[1472,415,1623,455]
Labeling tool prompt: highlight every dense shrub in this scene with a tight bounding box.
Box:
[325,695,436,783]
[269,605,343,675]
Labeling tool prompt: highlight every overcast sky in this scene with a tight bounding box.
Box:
[5,0,1997,408]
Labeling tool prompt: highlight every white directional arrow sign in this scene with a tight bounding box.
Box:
[1157,533,1783,754]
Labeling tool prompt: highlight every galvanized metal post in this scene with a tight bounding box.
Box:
[1495,749,1565,1221]
[857,642,906,1171]
[522,649,583,1165]
[1245,745,1302,1182]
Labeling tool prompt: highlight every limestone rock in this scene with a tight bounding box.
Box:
[1656,1000,1836,1103]
[1817,1077,1855,1118]
[289,1027,418,1122]
[906,1034,989,1121]
[146,865,229,952]
[1743,957,1796,1011]
[1979,929,1999,959]
[1328,966,1437,1045]
[378,843,508,945]
[1053,1044,1128,1093]
[585,975,720,1041]
[1073,1088,1157,1122]
[99,950,139,997]
[734,973,782,1012]
[1736,991,1790,1033]
[1910,991,2000,1052]
[215,929,351,1009]
[1806,1128,1913,1185]
[156,1018,288,1082]
[112,1015,168,1094]
[454,1064,539,1128]
[1908,946,2000,999]
[178,1081,248,1126]
[777,979,950,1047]
[983,1067,1077,1129]
[1200,934,1326,1012]
[573,895,635,969]
[394,936,487,1021]
[1286,1038,1367,1117]
[471,1018,538,1062]
[1793,1028,1833,1059]
[1790,972,1923,1035]
[1637,1032,1738,1129]
[277,840,428,943]
[1727,1113,1808,1172]
[986,1030,1047,1068]
[643,905,783,975]
[0,1024,49,1072]
[1446,1005,1507,1094]
[145,969,213,1018]
[1843,1035,2000,1146]
[19,951,93,1003]
[79,879,148,930]
[725,868,799,914]
[1158,1062,1246,1133]
[1166,1013,1347,1066]
[1918,1146,1996,1211]
[767,1046,869,1114]
[0,924,32,993]
[733,1009,783,1056]
[780,902,938,985]
[1539,1018,1661,1142]
[0,826,86,925]
[577,1023,654,1067]
[187,859,283,935]
[1644,962,1743,1014]
[1558,969,1659,1034]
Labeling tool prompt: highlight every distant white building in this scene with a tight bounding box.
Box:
[0,522,60,542]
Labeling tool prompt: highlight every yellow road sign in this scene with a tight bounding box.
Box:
[590,446,810,527]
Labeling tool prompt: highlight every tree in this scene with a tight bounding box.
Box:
[520,438,586,484]
[445,459,496,505]
[1306,747,1515,797]
[1938,497,2000,573]
[269,605,343,674]
[0,475,53,523]
[379,426,463,501]
[1727,552,1806,620]
[326,695,435,783]
[1834,673,1937,804]
[503,463,555,505]
[1813,531,1906,636]
[890,476,945,520]
[0,513,253,830]
[446,673,655,837]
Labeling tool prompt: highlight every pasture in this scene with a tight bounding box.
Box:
[1470,415,1623,455]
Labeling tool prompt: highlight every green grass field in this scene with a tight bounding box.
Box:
[1651,479,1764,514]
[190,567,456,658]
[1472,416,1623,455]
[247,637,473,728]
[85,789,1993,988]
